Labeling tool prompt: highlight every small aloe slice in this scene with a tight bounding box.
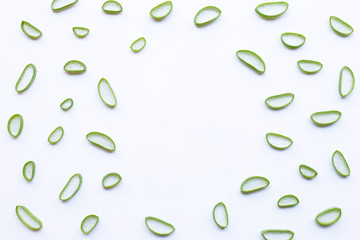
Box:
[281,32,305,48]
[339,66,355,98]
[330,16,354,36]
[8,114,23,137]
[130,37,146,52]
[278,195,299,208]
[15,64,36,93]
[51,0,79,12]
[59,173,82,201]
[298,60,323,74]
[194,6,221,26]
[255,2,289,19]
[23,161,35,182]
[265,93,294,109]
[73,27,89,38]
[311,110,341,126]
[236,50,266,74]
[261,230,294,240]
[213,202,228,228]
[60,98,73,110]
[15,205,42,230]
[241,176,270,193]
[86,132,116,152]
[21,21,42,39]
[98,78,117,107]
[316,207,341,226]
[48,126,64,144]
[145,217,175,235]
[81,215,99,234]
[102,0,122,14]
[102,172,122,189]
[332,150,350,177]
[150,1,172,20]
[64,60,86,74]
[266,133,292,150]
[299,165,317,179]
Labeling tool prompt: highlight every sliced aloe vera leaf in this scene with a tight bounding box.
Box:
[73,27,89,38]
[8,114,24,138]
[102,172,122,189]
[145,217,175,235]
[332,150,350,177]
[15,205,42,230]
[21,21,42,39]
[150,1,172,20]
[48,126,64,144]
[64,60,86,74]
[316,207,341,226]
[60,98,73,111]
[265,93,294,109]
[59,173,82,201]
[102,0,122,14]
[281,32,305,49]
[98,78,117,107]
[255,2,288,19]
[194,6,221,26]
[51,0,79,12]
[130,37,146,52]
[241,176,270,193]
[261,229,294,240]
[15,64,36,93]
[339,66,355,98]
[266,133,292,150]
[277,195,299,208]
[86,132,116,152]
[330,16,354,36]
[236,50,266,74]
[298,60,323,74]
[81,214,99,234]
[213,202,228,228]
[23,161,35,182]
[299,164,317,179]
[311,110,341,126]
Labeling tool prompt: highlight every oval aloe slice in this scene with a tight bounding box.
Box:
[59,173,82,201]
[73,27,89,38]
[261,230,294,240]
[236,50,266,74]
[145,217,175,235]
[51,0,79,12]
[15,64,36,93]
[64,60,86,74]
[277,195,299,208]
[255,2,289,19]
[339,66,355,98]
[266,133,292,150]
[98,78,117,107]
[102,172,122,189]
[81,214,99,234]
[265,93,294,109]
[48,126,64,144]
[281,32,305,48]
[130,37,146,52]
[60,98,74,111]
[21,21,42,39]
[241,176,270,193]
[15,205,42,230]
[213,202,228,228]
[86,132,116,152]
[311,110,341,126]
[299,165,317,179]
[194,6,221,26]
[23,161,35,182]
[298,60,323,74]
[8,114,23,138]
[102,0,122,14]
[332,150,350,177]
[316,207,341,226]
[150,1,172,20]
[330,16,354,36]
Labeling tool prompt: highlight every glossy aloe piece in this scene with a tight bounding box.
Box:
[213,202,228,228]
[194,6,221,26]
[150,1,172,20]
[59,173,82,201]
[21,21,42,39]
[298,60,323,74]
[311,110,341,126]
[145,217,175,235]
[15,205,42,230]
[281,32,305,48]
[23,161,35,182]
[332,150,350,177]
[266,133,292,150]
[102,0,122,14]
[60,98,73,110]
[81,215,99,234]
[48,126,64,144]
[255,2,288,19]
[73,27,89,38]
[236,50,266,74]
[299,165,317,179]
[241,176,270,193]
[86,132,116,152]
[265,93,294,109]
[98,78,117,107]
[261,230,294,240]
[316,207,341,226]
[8,114,23,137]
[64,60,86,74]
[51,0,79,12]
[102,172,122,189]
[339,66,355,98]
[15,64,36,93]
[130,37,146,52]
[277,195,299,208]
[330,16,354,36]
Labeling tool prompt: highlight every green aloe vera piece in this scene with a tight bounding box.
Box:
[281,32,305,48]
[332,150,350,177]
[8,114,24,138]
[23,161,36,182]
[64,60,86,74]
[316,207,341,226]
[60,98,74,111]
[59,173,82,201]
[330,16,354,36]
[261,229,294,240]
[236,50,266,74]
[51,0,79,12]
[266,133,293,149]
[98,78,117,107]
[277,195,299,208]
[255,2,289,19]
[150,1,172,20]
[311,110,341,126]
[102,172,122,189]
[213,202,228,228]
[241,176,270,193]
[15,64,36,93]
[145,217,175,235]
[194,6,221,26]
[339,66,355,98]
[81,214,99,234]
[130,37,146,52]
[73,27,89,38]
[48,126,64,144]
[299,165,317,179]
[298,60,323,74]
[15,205,42,230]
[265,93,294,109]
[21,21,42,39]
[102,0,122,14]
[86,132,116,152]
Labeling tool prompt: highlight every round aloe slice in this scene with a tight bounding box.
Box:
[266,133,292,150]
[51,0,79,12]
[64,60,86,74]
[299,165,317,179]
[86,132,116,152]
[145,217,175,235]
[59,173,82,201]
[281,32,305,48]
[265,93,294,109]
[21,21,42,39]
[15,64,36,93]
[236,50,266,74]
[330,16,354,36]
[48,126,64,144]
[277,195,299,208]
[8,114,23,138]
[60,98,73,111]
[311,110,341,126]
[332,150,350,177]
[150,1,172,20]
[194,6,221,26]
[316,207,341,226]
[255,2,289,19]
[261,230,294,240]
[73,27,89,38]
[15,205,42,230]
[241,176,270,193]
[98,78,117,107]
[102,172,122,189]
[81,214,99,234]
[298,60,323,74]
[339,66,355,98]
[102,0,122,14]
[130,37,146,52]
[213,202,228,228]
[23,161,35,182]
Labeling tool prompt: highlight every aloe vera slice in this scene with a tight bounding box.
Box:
[51,0,79,12]
[60,98,73,111]
[332,150,350,177]
[255,2,288,19]
[102,0,122,14]
[102,172,122,189]
[150,1,172,20]
[59,173,82,201]
[64,60,86,74]
[145,217,175,235]
[21,21,42,39]
[81,215,99,234]
[330,16,354,36]
[277,195,299,208]
[265,93,294,109]
[261,230,294,240]
[213,202,228,228]
[15,64,36,93]
[73,27,89,38]
[236,50,266,74]
[8,114,23,138]
[311,110,341,126]
[130,37,146,52]
[266,133,292,150]
[339,66,355,97]
[194,6,221,26]
[316,207,341,226]
[241,176,270,193]
[298,60,323,74]
[15,205,42,230]
[98,78,117,107]
[86,132,116,152]
[23,161,35,182]
[48,126,64,144]
[281,32,305,48]
[299,165,317,179]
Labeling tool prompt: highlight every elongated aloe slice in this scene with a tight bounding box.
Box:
[98,78,117,107]
[86,132,116,152]
[48,126,64,144]
[23,161,35,182]
[145,217,175,235]
[60,98,73,110]
[261,230,294,240]
[73,27,89,38]
[236,50,266,74]
[241,176,270,193]
[299,165,317,179]
[51,0,79,12]
[130,37,146,52]
[194,6,221,26]
[21,21,42,39]
[213,202,228,228]
[81,215,99,234]
[339,66,355,97]
[15,205,42,230]
[15,64,36,93]
[255,2,288,19]
[330,16,354,36]
[311,111,341,126]
[59,173,82,201]
[316,207,341,226]
[332,150,350,177]
[102,0,122,14]
[266,133,292,150]
[298,60,323,74]
[281,32,305,48]
[265,93,294,109]
[150,1,172,20]
[64,60,86,74]
[102,172,122,189]
[278,195,299,208]
[8,114,24,138]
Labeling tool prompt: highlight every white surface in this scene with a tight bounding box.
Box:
[0,0,359,239]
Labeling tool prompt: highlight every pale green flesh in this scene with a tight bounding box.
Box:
[98,78,117,107]
[48,127,64,144]
[52,0,78,11]
[131,38,146,52]
[311,111,341,125]
[64,61,86,72]
[73,27,89,37]
[61,98,73,110]
[213,202,228,228]
[103,1,122,13]
[316,208,341,225]
[278,195,298,207]
[87,132,115,151]
[256,2,288,18]
[103,173,121,188]
[241,177,269,192]
[332,151,350,176]
[16,64,36,92]
[81,215,99,234]
[339,66,355,97]
[16,206,42,230]
[195,6,221,25]
[281,33,305,48]
[22,21,41,38]
[150,1,172,19]
[261,230,294,240]
[266,93,294,109]
[299,165,317,179]
[60,174,82,200]
[266,133,292,149]
[23,161,35,181]
[298,60,322,73]
[8,115,23,137]
[330,16,353,35]
[145,217,175,235]
[236,50,265,73]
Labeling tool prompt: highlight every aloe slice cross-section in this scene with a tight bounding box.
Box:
[59,173,82,201]
[330,16,354,36]
[332,150,350,177]
[64,60,86,74]
[213,202,228,228]
[102,172,122,189]
[86,132,116,152]
[81,214,99,234]
[316,207,341,226]
[16,64,36,93]
[298,60,323,74]
[194,6,221,26]
[150,1,172,20]
[266,133,292,149]
[311,110,341,126]
[23,161,36,182]
[51,0,79,12]
[102,0,122,14]
[277,195,299,208]
[130,37,146,52]
[48,126,64,144]
[15,205,42,230]
[60,98,73,110]
[255,2,289,19]
[73,27,89,38]
[145,217,175,235]
[21,21,42,39]
[261,229,294,240]
[236,50,266,74]
[265,93,294,109]
[281,32,305,48]
[299,164,317,179]
[241,176,270,193]
[8,114,23,138]
[339,66,355,97]
[98,78,117,107]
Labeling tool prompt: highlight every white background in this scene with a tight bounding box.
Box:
[0,0,359,239]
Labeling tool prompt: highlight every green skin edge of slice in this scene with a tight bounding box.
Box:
[194,6,221,27]
[316,207,342,226]
[59,173,83,201]
[241,176,270,193]
[330,16,354,36]
[15,205,42,230]
[23,161,36,182]
[265,93,294,109]
[60,98,74,110]
[102,0,123,14]
[310,111,341,126]
[51,0,79,12]
[236,50,266,74]
[21,21,42,39]
[73,27,89,38]
[150,1,173,20]
[339,66,355,98]
[277,195,299,208]
[98,78,117,107]
[64,60,86,74]
[266,133,293,150]
[332,150,350,177]
[81,215,99,234]
[130,37,146,52]
[299,165,317,179]
[102,172,122,189]
[48,126,64,144]
[8,114,24,138]
[281,32,305,49]
[86,132,116,152]
[213,202,229,228]
[255,2,289,19]
[145,217,175,235]
[297,60,323,74]
[261,230,294,240]
[16,64,37,93]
